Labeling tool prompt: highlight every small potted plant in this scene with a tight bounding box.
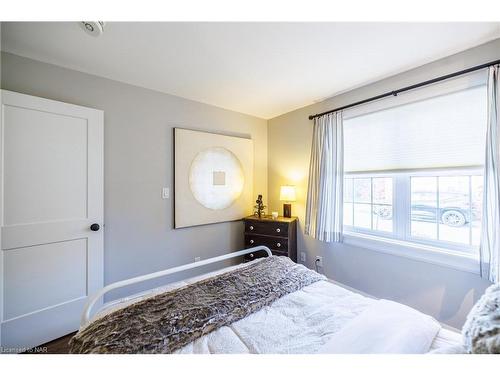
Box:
[253,195,266,218]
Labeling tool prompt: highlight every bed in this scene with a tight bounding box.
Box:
[70,246,463,354]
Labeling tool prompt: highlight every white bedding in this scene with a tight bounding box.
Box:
[88,259,462,354]
[317,299,441,354]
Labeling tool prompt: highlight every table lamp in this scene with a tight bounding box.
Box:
[280,185,296,218]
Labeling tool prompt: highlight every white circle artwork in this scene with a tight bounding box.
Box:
[189,147,244,210]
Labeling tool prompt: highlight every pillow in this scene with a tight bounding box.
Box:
[462,283,500,353]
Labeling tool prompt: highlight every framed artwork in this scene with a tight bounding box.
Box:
[174,128,254,228]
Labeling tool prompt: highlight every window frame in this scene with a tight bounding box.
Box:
[343,166,483,257]
[343,171,396,240]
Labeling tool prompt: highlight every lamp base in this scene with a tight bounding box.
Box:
[283,203,292,218]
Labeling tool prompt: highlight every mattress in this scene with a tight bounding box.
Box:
[87,259,463,354]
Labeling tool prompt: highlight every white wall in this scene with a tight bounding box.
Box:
[0,51,268,300]
[267,38,500,328]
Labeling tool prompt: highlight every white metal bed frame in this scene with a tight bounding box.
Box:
[81,246,272,326]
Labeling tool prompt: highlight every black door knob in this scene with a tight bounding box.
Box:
[90,223,100,231]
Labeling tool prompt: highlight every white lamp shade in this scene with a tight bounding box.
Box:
[280,185,296,202]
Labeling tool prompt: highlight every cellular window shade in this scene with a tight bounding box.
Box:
[343,85,488,172]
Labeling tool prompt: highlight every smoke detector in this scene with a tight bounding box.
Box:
[79,22,105,37]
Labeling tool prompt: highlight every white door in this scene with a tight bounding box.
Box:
[0,90,103,350]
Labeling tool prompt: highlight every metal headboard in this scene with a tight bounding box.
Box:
[81,246,272,326]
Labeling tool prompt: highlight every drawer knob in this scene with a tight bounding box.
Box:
[249,225,254,230]
[250,239,254,244]
[276,243,281,248]
[276,228,281,233]
[249,253,254,258]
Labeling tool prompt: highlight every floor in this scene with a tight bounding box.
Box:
[23,332,75,354]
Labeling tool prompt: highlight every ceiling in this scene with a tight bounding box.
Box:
[2,22,500,119]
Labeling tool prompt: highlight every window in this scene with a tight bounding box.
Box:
[344,177,393,233]
[342,75,487,255]
[343,170,483,253]
[410,174,483,247]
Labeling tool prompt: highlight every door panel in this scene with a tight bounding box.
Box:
[1,298,86,350]
[0,90,103,350]
[4,239,87,320]
[3,106,88,225]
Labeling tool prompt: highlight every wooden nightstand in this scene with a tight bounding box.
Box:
[243,215,297,262]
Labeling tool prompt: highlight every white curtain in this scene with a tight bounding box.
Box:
[480,65,500,283]
[305,112,344,242]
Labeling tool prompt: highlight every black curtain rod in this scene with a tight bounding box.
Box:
[308,58,500,121]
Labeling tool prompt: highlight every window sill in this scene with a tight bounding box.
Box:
[342,232,480,274]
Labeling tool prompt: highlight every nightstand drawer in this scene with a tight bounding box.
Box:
[246,248,288,259]
[245,220,288,237]
[270,249,288,257]
[245,234,288,252]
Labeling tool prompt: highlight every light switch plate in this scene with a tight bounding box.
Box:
[300,252,306,262]
[162,187,170,199]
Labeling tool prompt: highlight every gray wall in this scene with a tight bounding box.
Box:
[0,51,268,299]
[267,39,500,328]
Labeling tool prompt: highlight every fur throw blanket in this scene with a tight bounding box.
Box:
[462,283,500,354]
[69,256,325,354]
